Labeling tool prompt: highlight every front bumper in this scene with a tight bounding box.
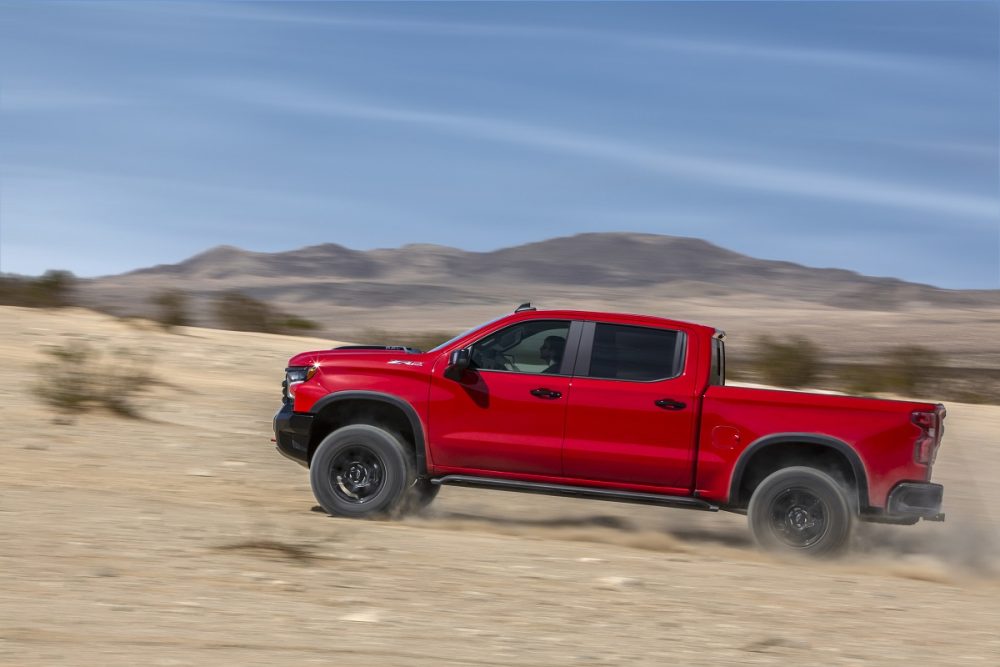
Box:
[885,482,945,522]
[273,402,314,467]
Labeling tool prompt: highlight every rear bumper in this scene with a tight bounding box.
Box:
[273,403,313,467]
[884,482,945,522]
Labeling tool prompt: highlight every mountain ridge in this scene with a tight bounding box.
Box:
[78,232,1000,328]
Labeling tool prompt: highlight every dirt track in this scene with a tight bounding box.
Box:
[1,307,999,666]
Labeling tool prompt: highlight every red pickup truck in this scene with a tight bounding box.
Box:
[274,305,945,555]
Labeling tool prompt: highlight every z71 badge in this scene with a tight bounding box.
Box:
[387,360,424,367]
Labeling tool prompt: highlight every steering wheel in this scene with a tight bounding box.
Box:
[480,347,506,370]
[502,354,520,372]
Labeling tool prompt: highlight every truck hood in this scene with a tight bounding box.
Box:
[287,346,432,368]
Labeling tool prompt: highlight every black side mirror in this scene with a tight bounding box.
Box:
[445,347,471,381]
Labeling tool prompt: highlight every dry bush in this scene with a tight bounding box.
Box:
[883,345,944,395]
[0,270,76,308]
[835,345,945,398]
[834,363,886,396]
[214,291,319,335]
[753,335,822,388]
[37,338,153,419]
[151,289,190,330]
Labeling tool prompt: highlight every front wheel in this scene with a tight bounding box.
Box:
[747,466,854,557]
[310,425,414,518]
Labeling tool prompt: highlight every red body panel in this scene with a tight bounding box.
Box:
[560,329,703,490]
[696,386,935,508]
[427,356,570,475]
[285,309,942,511]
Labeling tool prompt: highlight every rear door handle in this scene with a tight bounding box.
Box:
[530,388,562,399]
[654,398,686,410]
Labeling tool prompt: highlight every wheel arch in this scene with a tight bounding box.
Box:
[308,391,428,475]
[727,433,869,510]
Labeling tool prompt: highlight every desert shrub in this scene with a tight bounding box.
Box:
[214,291,319,335]
[835,363,886,395]
[834,346,944,398]
[0,270,76,308]
[753,335,822,388]
[722,355,752,381]
[151,289,190,330]
[280,316,320,333]
[37,338,153,418]
[883,345,943,395]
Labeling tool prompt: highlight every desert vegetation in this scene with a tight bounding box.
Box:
[751,335,823,388]
[213,290,319,335]
[735,336,984,402]
[151,289,191,330]
[36,337,154,419]
[0,270,76,308]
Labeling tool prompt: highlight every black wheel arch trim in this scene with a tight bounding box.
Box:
[727,433,870,510]
[308,391,429,475]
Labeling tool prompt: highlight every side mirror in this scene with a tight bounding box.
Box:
[445,347,471,381]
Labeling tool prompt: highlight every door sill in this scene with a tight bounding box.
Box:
[431,475,718,511]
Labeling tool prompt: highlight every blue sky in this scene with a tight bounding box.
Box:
[1,1,998,288]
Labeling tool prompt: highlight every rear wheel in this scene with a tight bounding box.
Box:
[748,466,854,557]
[310,425,414,518]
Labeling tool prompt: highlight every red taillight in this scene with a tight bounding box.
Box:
[911,405,945,465]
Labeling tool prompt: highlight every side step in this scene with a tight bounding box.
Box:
[431,475,718,511]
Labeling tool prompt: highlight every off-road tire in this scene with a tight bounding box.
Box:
[747,466,854,557]
[310,425,414,518]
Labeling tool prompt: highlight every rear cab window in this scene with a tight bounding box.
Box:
[584,322,685,381]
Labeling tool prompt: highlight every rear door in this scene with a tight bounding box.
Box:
[428,319,580,476]
[562,321,699,491]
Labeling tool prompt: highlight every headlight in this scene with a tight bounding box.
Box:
[284,365,317,400]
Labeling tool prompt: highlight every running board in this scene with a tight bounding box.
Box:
[431,475,718,511]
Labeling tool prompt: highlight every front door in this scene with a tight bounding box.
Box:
[562,322,698,491]
[428,319,576,476]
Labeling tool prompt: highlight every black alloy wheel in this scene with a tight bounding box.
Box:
[748,466,854,557]
[766,487,829,548]
[329,446,386,505]
[310,425,414,518]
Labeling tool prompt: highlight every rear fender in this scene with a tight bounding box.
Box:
[727,433,870,509]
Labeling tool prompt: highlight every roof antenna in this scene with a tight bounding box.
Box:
[515,302,536,313]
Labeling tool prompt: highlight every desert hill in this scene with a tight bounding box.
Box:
[93,233,997,312]
[70,233,1000,372]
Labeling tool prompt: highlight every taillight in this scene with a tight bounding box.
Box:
[911,405,945,465]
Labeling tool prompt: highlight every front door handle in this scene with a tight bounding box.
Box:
[530,388,562,399]
[654,398,686,410]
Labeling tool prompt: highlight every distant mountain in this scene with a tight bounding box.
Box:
[76,232,1000,334]
[57,231,1000,375]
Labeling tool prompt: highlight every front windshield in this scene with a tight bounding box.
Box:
[427,315,506,353]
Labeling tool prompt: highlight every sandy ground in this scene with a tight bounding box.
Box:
[1,306,999,666]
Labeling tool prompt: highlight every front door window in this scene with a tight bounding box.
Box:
[470,320,571,375]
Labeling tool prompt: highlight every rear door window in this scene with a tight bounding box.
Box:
[585,323,684,381]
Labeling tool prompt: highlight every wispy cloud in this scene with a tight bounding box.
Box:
[208,81,999,222]
[170,3,953,77]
